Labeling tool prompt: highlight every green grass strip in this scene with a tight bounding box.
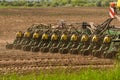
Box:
[0,64,120,80]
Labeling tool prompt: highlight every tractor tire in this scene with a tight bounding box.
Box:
[31,47,40,52]
[6,44,13,49]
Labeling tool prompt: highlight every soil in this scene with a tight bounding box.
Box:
[0,7,118,73]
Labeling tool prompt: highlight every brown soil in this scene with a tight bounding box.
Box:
[0,7,118,73]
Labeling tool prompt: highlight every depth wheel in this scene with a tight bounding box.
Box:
[61,48,68,54]
[6,44,13,49]
[31,47,40,52]
[105,51,117,59]
[41,47,49,53]
[82,50,90,56]
[50,47,59,53]
[71,49,79,54]
[14,45,22,49]
[94,51,102,58]
[23,45,31,51]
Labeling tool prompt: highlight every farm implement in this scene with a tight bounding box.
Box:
[6,18,120,59]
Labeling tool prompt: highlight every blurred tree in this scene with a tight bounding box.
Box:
[68,0,72,4]
[0,0,115,7]
[101,0,110,7]
[96,0,102,7]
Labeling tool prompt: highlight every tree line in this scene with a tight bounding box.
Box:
[0,0,116,7]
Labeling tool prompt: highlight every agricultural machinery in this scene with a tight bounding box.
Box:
[6,18,120,59]
[6,23,50,50]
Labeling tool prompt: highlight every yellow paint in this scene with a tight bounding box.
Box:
[81,34,88,42]
[117,0,120,7]
[71,34,78,41]
[92,35,98,42]
[61,34,67,40]
[33,32,39,39]
[42,33,48,40]
[51,34,58,40]
[103,36,111,43]
[24,32,30,38]
[16,31,22,38]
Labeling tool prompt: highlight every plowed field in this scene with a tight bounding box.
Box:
[0,7,118,73]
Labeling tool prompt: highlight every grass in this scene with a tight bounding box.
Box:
[0,6,22,9]
[0,6,39,9]
[0,64,120,80]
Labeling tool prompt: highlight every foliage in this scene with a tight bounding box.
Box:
[0,64,120,80]
[0,0,114,7]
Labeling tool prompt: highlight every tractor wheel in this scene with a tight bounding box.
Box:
[14,45,22,49]
[23,45,31,51]
[31,47,40,52]
[6,44,13,49]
